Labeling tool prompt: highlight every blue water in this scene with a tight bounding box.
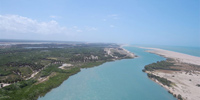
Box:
[157,46,200,57]
[39,47,176,100]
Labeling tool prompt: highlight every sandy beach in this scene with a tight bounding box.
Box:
[142,47,200,100]
[143,47,200,65]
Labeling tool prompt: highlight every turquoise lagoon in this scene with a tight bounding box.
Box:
[39,47,177,100]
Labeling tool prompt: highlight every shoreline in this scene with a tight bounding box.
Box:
[142,47,200,100]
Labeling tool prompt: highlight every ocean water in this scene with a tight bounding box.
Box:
[38,46,176,100]
[156,46,200,57]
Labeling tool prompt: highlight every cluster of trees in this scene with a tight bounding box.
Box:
[5,62,44,71]
[3,79,37,91]
[112,52,126,58]
[177,94,183,100]
[143,60,179,71]
[0,77,22,84]
[147,73,172,87]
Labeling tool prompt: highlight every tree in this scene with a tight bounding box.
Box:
[177,94,183,100]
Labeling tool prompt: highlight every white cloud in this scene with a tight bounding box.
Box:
[76,30,83,32]
[85,26,97,31]
[108,14,118,17]
[110,25,115,28]
[70,26,97,32]
[0,14,67,35]
[50,15,57,18]
[102,19,107,21]
[108,14,119,20]
[73,26,78,28]
[0,14,100,41]
[49,15,61,19]
[102,14,119,22]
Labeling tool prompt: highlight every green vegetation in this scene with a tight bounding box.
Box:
[0,61,106,100]
[112,52,126,58]
[0,67,80,100]
[19,67,32,77]
[143,60,180,72]
[40,64,63,77]
[81,61,105,68]
[147,73,173,87]
[177,94,183,100]
[0,43,129,100]
[0,44,115,83]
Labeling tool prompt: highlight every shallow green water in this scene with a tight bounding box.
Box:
[39,47,176,100]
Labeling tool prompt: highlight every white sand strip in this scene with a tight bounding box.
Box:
[141,47,200,66]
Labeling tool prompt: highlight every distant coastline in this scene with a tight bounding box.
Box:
[141,47,200,100]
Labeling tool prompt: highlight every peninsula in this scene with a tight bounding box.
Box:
[142,47,200,100]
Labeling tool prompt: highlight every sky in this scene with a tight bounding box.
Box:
[0,0,199,47]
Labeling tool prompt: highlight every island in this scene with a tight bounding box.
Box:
[0,41,136,100]
[142,47,200,100]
